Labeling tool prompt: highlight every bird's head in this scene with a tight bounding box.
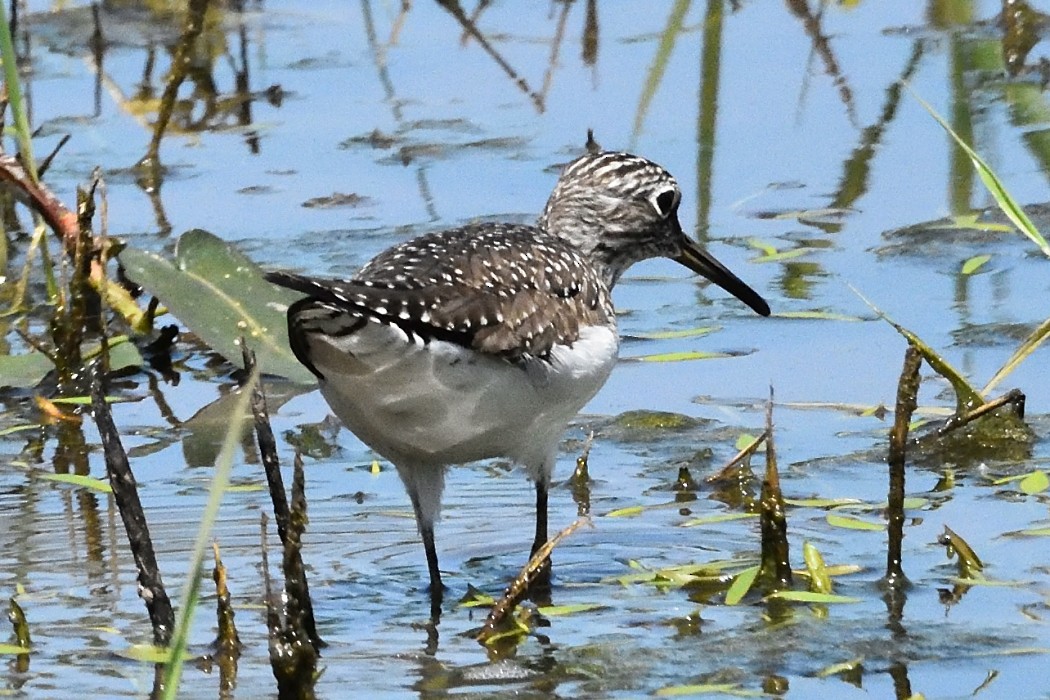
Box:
[539,151,770,316]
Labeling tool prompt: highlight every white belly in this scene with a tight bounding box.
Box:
[306,320,619,470]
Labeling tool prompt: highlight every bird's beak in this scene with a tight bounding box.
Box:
[674,228,770,317]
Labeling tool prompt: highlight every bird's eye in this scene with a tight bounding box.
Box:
[652,189,680,218]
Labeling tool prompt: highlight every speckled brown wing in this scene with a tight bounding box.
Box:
[269,223,615,364]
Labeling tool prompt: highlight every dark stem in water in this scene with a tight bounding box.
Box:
[91,374,174,646]
[885,346,921,590]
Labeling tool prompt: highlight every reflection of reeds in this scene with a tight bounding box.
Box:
[436,0,545,112]
[830,43,924,216]
[361,0,439,220]
[785,0,856,126]
[632,0,690,147]
[140,0,211,181]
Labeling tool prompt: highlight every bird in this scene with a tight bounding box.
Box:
[265,149,770,614]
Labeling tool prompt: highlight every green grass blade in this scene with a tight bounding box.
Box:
[983,315,1050,395]
[0,2,36,179]
[826,513,884,531]
[961,254,992,275]
[724,565,759,606]
[850,285,983,412]
[764,591,861,604]
[908,84,1050,258]
[161,369,258,698]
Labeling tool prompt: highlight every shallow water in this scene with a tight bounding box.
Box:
[3,1,1050,697]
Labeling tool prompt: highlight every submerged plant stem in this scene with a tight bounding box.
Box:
[212,543,241,692]
[479,518,590,646]
[928,388,1026,441]
[244,345,323,650]
[92,375,174,645]
[758,389,791,590]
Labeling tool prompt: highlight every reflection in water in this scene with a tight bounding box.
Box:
[582,0,598,68]
[436,0,544,112]
[697,0,723,239]
[361,0,438,222]
[830,42,924,217]
[784,0,857,126]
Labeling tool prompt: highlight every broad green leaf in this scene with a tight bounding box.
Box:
[826,514,884,531]
[764,591,860,604]
[970,647,1050,658]
[119,229,314,383]
[0,337,143,390]
[768,207,850,222]
[607,559,740,587]
[0,424,37,437]
[0,352,54,389]
[735,433,760,451]
[850,286,983,412]
[681,512,757,527]
[961,254,992,275]
[37,472,112,493]
[724,565,759,606]
[909,86,1050,258]
[227,483,265,492]
[841,497,928,512]
[458,584,496,608]
[819,564,863,577]
[1020,470,1050,495]
[81,335,143,372]
[747,238,818,263]
[947,577,1026,588]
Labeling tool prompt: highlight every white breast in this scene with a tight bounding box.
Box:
[305,319,619,472]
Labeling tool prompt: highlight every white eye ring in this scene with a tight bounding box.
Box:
[650,188,680,218]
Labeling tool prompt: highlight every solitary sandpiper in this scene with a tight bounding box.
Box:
[266,149,770,613]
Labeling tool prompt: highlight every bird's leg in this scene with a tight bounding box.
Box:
[421,521,444,620]
[407,486,444,619]
[528,479,552,601]
[398,464,447,618]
